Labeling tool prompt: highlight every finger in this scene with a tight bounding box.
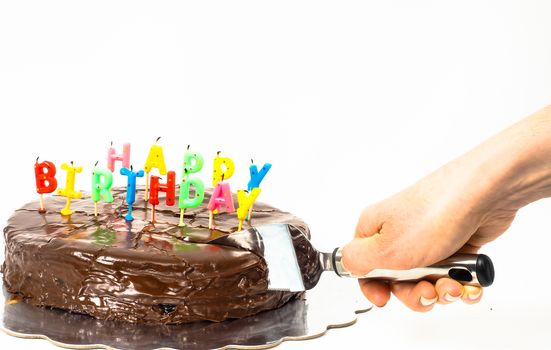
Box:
[461,285,483,304]
[435,278,464,304]
[354,205,383,238]
[457,243,480,254]
[391,281,438,312]
[358,280,391,307]
[341,235,393,275]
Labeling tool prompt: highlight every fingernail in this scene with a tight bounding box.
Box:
[420,296,437,306]
[443,293,461,303]
[464,286,482,300]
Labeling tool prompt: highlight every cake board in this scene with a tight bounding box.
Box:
[0,273,372,349]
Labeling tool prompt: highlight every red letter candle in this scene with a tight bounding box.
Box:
[149,170,176,224]
[34,158,58,213]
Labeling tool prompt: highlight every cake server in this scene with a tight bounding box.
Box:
[212,223,495,292]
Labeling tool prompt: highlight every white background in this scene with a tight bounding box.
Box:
[1,1,551,349]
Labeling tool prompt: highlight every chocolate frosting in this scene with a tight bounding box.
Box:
[2,187,318,324]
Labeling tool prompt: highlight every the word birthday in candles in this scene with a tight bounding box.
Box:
[31,140,272,232]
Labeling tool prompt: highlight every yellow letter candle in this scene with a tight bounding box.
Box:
[57,162,83,216]
[144,137,167,201]
[236,188,261,231]
[212,151,235,187]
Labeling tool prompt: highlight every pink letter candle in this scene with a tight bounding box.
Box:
[207,181,235,229]
[107,142,131,172]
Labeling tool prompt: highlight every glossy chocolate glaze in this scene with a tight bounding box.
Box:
[1,187,317,324]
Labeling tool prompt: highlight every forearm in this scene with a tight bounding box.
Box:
[460,105,551,211]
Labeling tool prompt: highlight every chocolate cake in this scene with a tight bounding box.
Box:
[1,187,318,324]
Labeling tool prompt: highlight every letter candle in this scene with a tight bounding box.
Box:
[149,171,176,224]
[107,141,131,172]
[246,159,272,221]
[91,161,114,217]
[34,157,58,213]
[178,146,205,227]
[212,151,235,215]
[143,137,167,201]
[212,151,235,186]
[236,188,261,231]
[207,174,235,229]
[57,161,83,216]
[120,166,144,221]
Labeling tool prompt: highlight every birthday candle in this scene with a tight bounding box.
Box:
[107,142,131,172]
[248,161,272,191]
[91,164,114,217]
[144,137,167,201]
[183,146,204,174]
[236,188,261,231]
[207,180,235,229]
[212,151,235,186]
[34,158,58,213]
[57,162,83,216]
[120,166,144,221]
[149,171,176,224]
[178,146,205,227]
[246,160,272,221]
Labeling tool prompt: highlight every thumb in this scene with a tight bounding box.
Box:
[342,205,395,275]
[342,234,393,276]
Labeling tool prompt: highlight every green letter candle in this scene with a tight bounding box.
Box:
[91,166,114,217]
[178,146,205,227]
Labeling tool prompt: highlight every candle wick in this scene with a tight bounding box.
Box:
[221,173,225,182]
[156,136,161,143]
[110,141,113,146]
[251,158,254,164]
[217,151,221,156]
[131,165,133,171]
[36,156,40,163]
[187,144,190,150]
[95,161,99,167]
[71,161,74,166]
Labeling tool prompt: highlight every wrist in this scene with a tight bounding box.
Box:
[467,106,551,211]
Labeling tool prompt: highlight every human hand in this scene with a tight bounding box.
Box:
[342,106,551,311]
